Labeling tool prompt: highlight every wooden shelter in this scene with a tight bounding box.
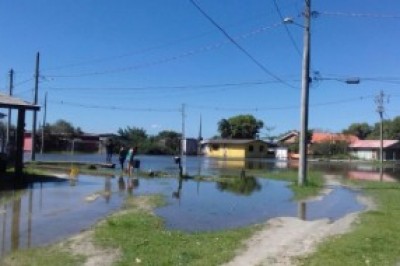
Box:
[0,93,40,176]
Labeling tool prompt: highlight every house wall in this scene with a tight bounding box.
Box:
[350,150,376,160]
[183,139,198,155]
[275,147,288,160]
[203,141,269,158]
[350,149,400,161]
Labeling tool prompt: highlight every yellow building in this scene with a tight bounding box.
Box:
[201,139,271,159]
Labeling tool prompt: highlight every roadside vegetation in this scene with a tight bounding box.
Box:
[0,194,258,266]
[299,180,400,265]
[1,248,84,266]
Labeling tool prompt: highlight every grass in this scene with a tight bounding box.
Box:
[93,194,258,266]
[299,180,400,265]
[0,194,257,266]
[24,161,169,178]
[1,247,84,266]
[252,169,325,200]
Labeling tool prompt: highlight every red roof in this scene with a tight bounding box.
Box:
[349,140,399,148]
[311,132,358,144]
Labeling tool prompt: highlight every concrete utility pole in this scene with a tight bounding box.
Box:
[181,103,186,171]
[298,0,311,186]
[181,104,186,159]
[375,90,387,165]
[7,69,14,147]
[31,52,40,161]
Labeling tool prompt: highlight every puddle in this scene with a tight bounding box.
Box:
[0,153,377,257]
[154,178,365,232]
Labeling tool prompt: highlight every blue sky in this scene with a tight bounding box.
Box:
[0,0,399,139]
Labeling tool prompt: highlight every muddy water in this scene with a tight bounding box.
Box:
[0,154,394,256]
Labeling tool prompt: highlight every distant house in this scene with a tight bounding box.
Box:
[311,132,358,144]
[182,138,199,155]
[349,140,400,160]
[277,130,299,145]
[201,139,271,159]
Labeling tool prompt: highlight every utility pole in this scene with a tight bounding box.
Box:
[7,69,14,148]
[31,52,40,161]
[298,0,311,186]
[181,103,186,157]
[375,90,387,166]
[40,92,47,154]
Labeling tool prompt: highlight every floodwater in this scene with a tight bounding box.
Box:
[1,153,397,257]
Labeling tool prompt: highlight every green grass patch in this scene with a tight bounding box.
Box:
[94,195,258,266]
[1,247,84,266]
[299,180,400,265]
[259,170,325,200]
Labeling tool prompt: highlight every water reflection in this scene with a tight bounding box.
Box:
[0,175,127,258]
[216,176,262,196]
[348,170,397,182]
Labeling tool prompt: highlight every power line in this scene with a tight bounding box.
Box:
[46,79,299,91]
[50,94,374,113]
[50,100,180,112]
[272,0,302,56]
[320,11,400,19]
[189,0,298,90]
[45,21,284,78]
[43,7,290,72]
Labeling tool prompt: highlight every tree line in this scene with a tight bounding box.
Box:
[11,113,400,156]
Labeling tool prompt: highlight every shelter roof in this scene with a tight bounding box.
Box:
[0,93,40,110]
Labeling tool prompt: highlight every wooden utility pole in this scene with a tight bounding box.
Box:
[31,52,40,161]
[7,69,14,148]
[298,0,311,186]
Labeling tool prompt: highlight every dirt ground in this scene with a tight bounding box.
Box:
[222,176,374,266]
[61,177,373,266]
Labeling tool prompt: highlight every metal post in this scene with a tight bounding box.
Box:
[298,0,311,186]
[31,52,40,161]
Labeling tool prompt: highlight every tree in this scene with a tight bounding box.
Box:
[342,122,372,140]
[217,119,231,138]
[155,130,181,153]
[217,114,264,139]
[47,119,76,136]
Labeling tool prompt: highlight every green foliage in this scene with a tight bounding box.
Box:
[216,176,262,195]
[40,119,83,152]
[342,122,372,140]
[266,170,324,200]
[312,140,349,157]
[217,114,264,139]
[117,127,181,155]
[1,248,84,266]
[94,195,257,266]
[343,116,400,140]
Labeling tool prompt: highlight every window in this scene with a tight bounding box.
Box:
[248,145,254,152]
[211,144,220,151]
[259,145,264,152]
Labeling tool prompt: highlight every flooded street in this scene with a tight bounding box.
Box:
[0,153,397,257]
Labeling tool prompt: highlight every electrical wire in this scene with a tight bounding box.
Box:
[319,11,400,19]
[49,94,375,113]
[47,79,299,91]
[189,0,298,90]
[50,100,180,112]
[272,0,302,56]
[45,21,284,78]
